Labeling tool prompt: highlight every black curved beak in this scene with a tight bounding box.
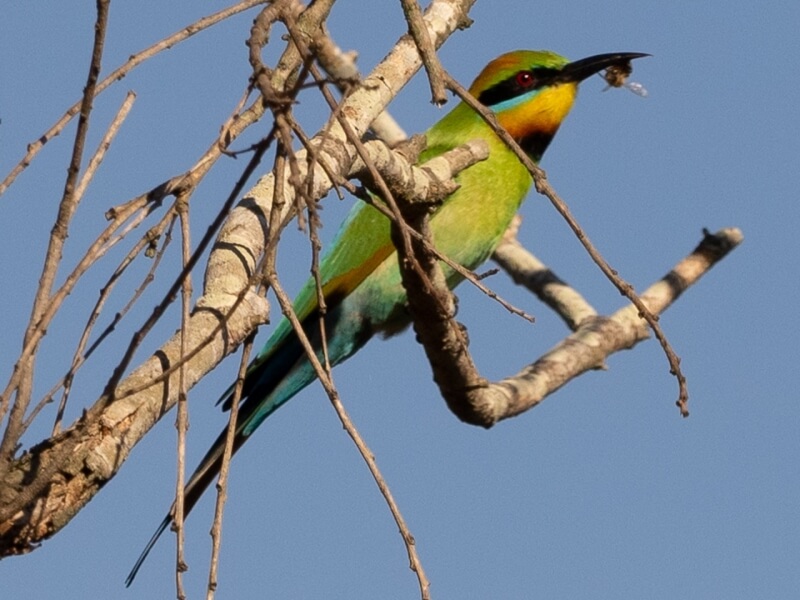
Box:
[561,52,650,83]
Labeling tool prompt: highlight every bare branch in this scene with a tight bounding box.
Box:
[399,219,743,426]
[0,0,476,556]
[268,273,432,600]
[312,34,408,145]
[172,199,194,600]
[206,332,256,600]
[400,0,449,105]
[49,209,175,436]
[0,0,111,471]
[0,0,266,196]
[0,135,274,551]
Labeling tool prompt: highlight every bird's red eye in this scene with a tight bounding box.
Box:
[515,71,535,88]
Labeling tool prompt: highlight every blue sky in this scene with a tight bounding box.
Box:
[2,1,798,598]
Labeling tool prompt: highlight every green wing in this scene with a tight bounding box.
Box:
[255,199,394,360]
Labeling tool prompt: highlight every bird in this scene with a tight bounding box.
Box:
[126,49,648,585]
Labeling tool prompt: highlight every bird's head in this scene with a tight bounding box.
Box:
[470,50,649,160]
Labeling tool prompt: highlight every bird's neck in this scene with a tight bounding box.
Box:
[494,83,579,162]
[423,80,576,168]
[514,131,556,163]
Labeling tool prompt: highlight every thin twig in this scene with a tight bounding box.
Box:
[400,0,448,105]
[92,141,272,415]
[48,211,176,436]
[0,0,111,469]
[1,28,275,435]
[0,0,266,196]
[0,192,162,426]
[173,197,194,600]
[281,28,436,597]
[311,33,407,145]
[268,275,432,600]
[75,90,137,199]
[46,90,138,434]
[205,332,256,600]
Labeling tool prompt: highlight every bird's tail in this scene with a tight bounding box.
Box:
[125,330,307,586]
[124,392,266,587]
[125,303,372,585]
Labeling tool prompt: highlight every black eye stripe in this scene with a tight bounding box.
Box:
[477,67,562,108]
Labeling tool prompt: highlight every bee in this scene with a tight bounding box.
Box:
[603,61,648,97]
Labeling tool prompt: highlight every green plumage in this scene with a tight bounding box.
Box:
[127,49,648,585]
[254,98,534,394]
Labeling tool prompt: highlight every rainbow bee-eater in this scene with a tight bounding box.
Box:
[126,49,647,584]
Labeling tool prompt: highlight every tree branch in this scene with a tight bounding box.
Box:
[0,0,476,557]
[399,215,743,426]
